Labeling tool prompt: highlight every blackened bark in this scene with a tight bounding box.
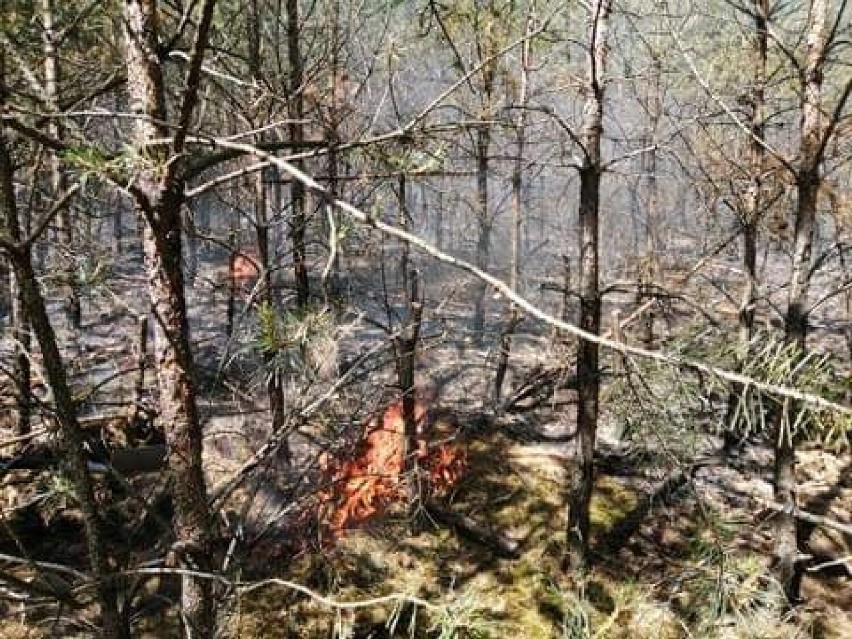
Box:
[472,125,491,344]
[256,169,291,462]
[9,253,31,438]
[724,0,767,453]
[394,176,424,508]
[248,0,291,462]
[286,0,309,307]
[567,0,610,573]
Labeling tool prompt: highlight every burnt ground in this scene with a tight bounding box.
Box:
[0,243,850,637]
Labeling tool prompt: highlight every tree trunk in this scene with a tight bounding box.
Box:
[724,0,767,452]
[185,204,198,288]
[472,125,491,344]
[9,246,31,438]
[286,0,309,307]
[772,0,826,604]
[123,2,218,634]
[493,12,533,406]
[394,175,423,517]
[256,172,291,462]
[43,0,81,329]
[248,0,290,462]
[566,0,611,573]
[1,94,126,639]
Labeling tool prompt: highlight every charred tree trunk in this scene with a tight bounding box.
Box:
[566,0,611,573]
[9,247,31,438]
[185,204,199,288]
[226,223,240,340]
[249,0,290,462]
[394,175,424,512]
[724,0,767,453]
[324,2,344,302]
[286,0,309,307]
[131,314,149,425]
[471,124,491,345]
[255,173,290,459]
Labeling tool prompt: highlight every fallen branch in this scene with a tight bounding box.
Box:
[501,364,577,414]
[757,497,852,538]
[1,445,166,475]
[424,500,520,558]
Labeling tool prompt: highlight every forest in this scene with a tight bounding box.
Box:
[0,0,850,637]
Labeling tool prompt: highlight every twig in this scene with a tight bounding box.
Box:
[118,567,441,611]
[0,428,48,450]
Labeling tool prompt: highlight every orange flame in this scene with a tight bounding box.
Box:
[318,398,465,538]
[231,252,260,291]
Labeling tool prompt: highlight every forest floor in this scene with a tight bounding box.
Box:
[0,248,850,638]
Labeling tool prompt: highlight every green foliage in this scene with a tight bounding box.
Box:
[425,589,491,639]
[605,325,723,465]
[254,303,336,381]
[726,329,850,451]
[608,324,851,458]
[62,146,136,183]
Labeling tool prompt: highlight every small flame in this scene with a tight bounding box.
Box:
[318,399,465,539]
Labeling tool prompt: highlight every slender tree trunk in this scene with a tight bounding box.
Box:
[472,125,491,344]
[325,0,344,301]
[286,0,309,307]
[43,0,81,328]
[9,245,31,438]
[248,0,290,462]
[435,190,444,251]
[771,0,826,604]
[724,0,767,452]
[226,212,240,340]
[185,204,198,288]
[113,201,123,257]
[123,2,218,634]
[635,34,664,346]
[394,175,423,514]
[566,0,611,573]
[1,98,126,639]
[830,194,852,404]
[494,11,533,406]
[636,143,656,346]
[256,173,290,461]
